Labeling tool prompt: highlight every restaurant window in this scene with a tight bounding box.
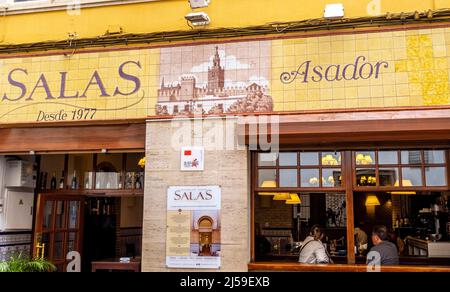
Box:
[254,192,348,263]
[352,149,450,266]
[254,151,347,263]
[354,150,448,188]
[256,151,343,190]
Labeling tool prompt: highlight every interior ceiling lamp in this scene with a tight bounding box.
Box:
[273,193,291,201]
[322,154,339,166]
[365,194,381,206]
[324,3,344,19]
[185,11,211,26]
[286,194,302,205]
[355,154,373,165]
[188,0,210,9]
[258,180,277,196]
[390,180,416,195]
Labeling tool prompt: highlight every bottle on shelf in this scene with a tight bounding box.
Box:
[38,172,44,190]
[43,172,48,190]
[135,174,141,189]
[71,170,78,190]
[59,171,65,189]
[50,172,57,190]
[118,172,123,189]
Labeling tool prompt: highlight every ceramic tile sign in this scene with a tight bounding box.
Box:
[181,147,205,171]
[166,186,221,269]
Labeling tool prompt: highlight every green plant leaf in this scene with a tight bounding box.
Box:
[0,252,56,272]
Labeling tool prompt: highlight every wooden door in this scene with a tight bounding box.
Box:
[33,194,84,272]
[199,232,212,256]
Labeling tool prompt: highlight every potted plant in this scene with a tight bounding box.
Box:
[0,252,56,272]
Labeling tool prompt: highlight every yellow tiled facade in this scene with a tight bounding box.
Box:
[271,27,450,111]
[2,26,450,124]
[0,49,159,123]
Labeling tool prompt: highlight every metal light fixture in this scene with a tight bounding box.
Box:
[324,3,344,19]
[188,0,210,9]
[185,12,211,26]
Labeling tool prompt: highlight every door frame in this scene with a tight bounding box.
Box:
[33,193,85,271]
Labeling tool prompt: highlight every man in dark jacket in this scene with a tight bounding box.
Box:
[367,225,399,266]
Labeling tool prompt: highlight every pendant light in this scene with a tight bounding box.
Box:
[390,180,416,195]
[258,180,277,196]
[273,193,291,200]
[286,193,301,205]
[365,194,380,206]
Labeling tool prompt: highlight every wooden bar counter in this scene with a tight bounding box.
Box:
[91,258,141,272]
[248,262,450,272]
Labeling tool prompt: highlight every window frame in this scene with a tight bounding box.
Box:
[255,151,345,192]
[251,148,450,266]
[353,149,449,192]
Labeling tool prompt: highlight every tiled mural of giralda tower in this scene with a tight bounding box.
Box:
[156,42,273,115]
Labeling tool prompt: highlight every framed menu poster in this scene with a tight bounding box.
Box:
[166,186,221,269]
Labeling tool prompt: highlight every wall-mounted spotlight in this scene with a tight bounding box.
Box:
[324,3,344,19]
[185,11,210,26]
[188,0,210,9]
[101,148,108,154]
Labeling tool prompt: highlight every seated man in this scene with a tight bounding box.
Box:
[299,225,332,264]
[367,225,399,266]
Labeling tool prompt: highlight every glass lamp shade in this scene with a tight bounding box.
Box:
[259,180,277,195]
[365,195,380,206]
[273,193,291,200]
[322,154,338,166]
[286,193,301,205]
[364,155,373,164]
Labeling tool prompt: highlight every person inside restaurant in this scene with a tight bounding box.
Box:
[298,225,332,264]
[367,225,399,266]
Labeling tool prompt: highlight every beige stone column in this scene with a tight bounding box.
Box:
[142,118,249,271]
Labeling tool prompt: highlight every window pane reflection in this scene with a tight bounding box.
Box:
[424,150,445,164]
[300,153,319,166]
[356,168,377,186]
[301,169,320,187]
[68,232,77,252]
[402,167,423,186]
[322,152,341,166]
[401,151,422,164]
[258,153,277,166]
[69,201,79,229]
[355,151,375,165]
[379,168,399,186]
[280,169,298,187]
[43,201,53,229]
[55,201,65,229]
[279,153,297,166]
[425,167,446,186]
[322,169,342,187]
[258,169,277,187]
[378,151,398,165]
[54,232,64,260]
